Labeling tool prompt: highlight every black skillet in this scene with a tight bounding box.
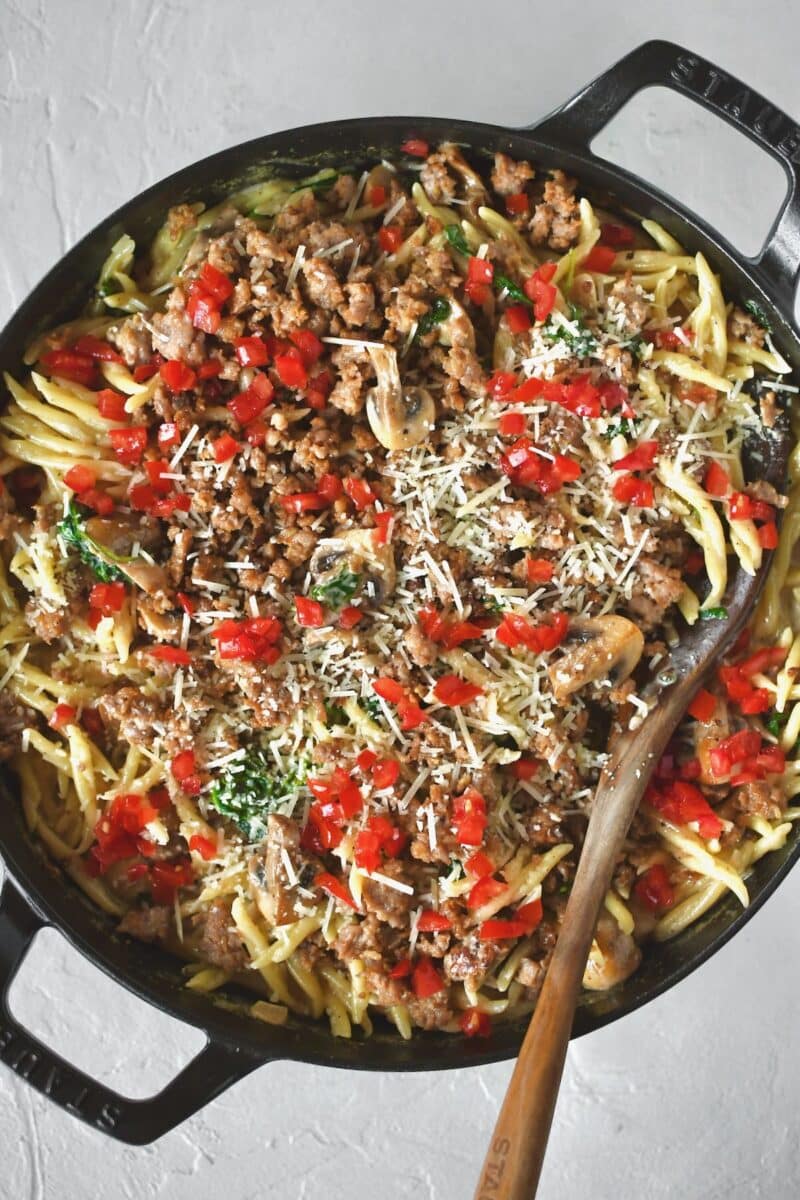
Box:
[1,40,799,1144]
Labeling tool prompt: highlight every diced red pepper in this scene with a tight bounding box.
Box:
[505,304,532,334]
[109,426,148,465]
[274,347,308,388]
[389,957,412,979]
[314,871,358,910]
[465,256,494,305]
[452,788,487,846]
[300,804,342,854]
[144,459,172,495]
[176,592,195,616]
[510,758,539,781]
[653,327,691,350]
[687,689,716,722]
[295,596,325,628]
[479,918,528,940]
[758,522,779,549]
[459,1008,492,1038]
[234,336,269,367]
[418,605,483,650]
[63,464,96,494]
[148,646,192,665]
[411,956,444,998]
[372,510,394,546]
[170,749,202,795]
[133,359,161,383]
[150,860,194,905]
[633,864,675,912]
[433,673,483,707]
[599,222,636,248]
[339,605,363,629]
[612,474,654,507]
[495,611,569,654]
[157,422,181,450]
[582,245,617,273]
[198,359,222,380]
[212,432,240,463]
[516,897,543,932]
[49,703,77,730]
[96,388,127,421]
[72,334,122,362]
[368,184,387,207]
[728,492,754,520]
[160,360,197,393]
[649,780,723,839]
[354,829,382,873]
[41,349,97,387]
[372,676,405,704]
[704,461,731,497]
[371,758,401,790]
[499,411,526,437]
[186,284,221,334]
[228,372,274,425]
[467,876,506,910]
[199,262,234,304]
[613,440,659,471]
[523,263,558,322]
[344,476,377,510]
[289,329,324,367]
[505,192,529,215]
[417,911,452,933]
[487,370,517,399]
[378,225,404,254]
[188,834,218,861]
[89,581,126,615]
[279,491,328,513]
[525,557,553,584]
[79,486,114,516]
[401,138,429,157]
[465,850,495,879]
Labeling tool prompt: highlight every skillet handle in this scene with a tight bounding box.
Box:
[0,879,259,1144]
[530,39,800,310]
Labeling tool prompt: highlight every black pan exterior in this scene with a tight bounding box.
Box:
[1,41,799,1142]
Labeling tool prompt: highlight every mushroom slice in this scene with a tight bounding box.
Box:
[439,143,489,223]
[582,912,641,991]
[437,297,476,352]
[366,344,435,450]
[309,528,397,605]
[548,614,643,703]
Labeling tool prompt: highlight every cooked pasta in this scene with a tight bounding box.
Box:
[0,142,795,1039]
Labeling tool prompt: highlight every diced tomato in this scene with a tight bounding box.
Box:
[505,192,529,215]
[372,509,394,546]
[344,476,377,510]
[389,957,412,979]
[232,336,268,367]
[356,748,378,772]
[418,605,483,651]
[709,729,762,779]
[212,432,240,463]
[459,1008,492,1038]
[525,557,553,584]
[89,581,125,615]
[63,464,96,494]
[150,860,194,905]
[599,222,636,248]
[188,834,218,861]
[274,347,308,388]
[612,474,654,507]
[368,184,387,207]
[49,703,77,730]
[499,411,526,437]
[186,284,221,334]
[582,245,617,273]
[339,604,363,630]
[41,349,97,387]
[160,360,197,393]
[516,897,543,932]
[758,521,779,549]
[295,596,325,628]
[148,645,192,665]
[133,360,161,383]
[467,876,506,909]
[96,388,127,421]
[411,956,444,998]
[510,758,539,781]
[370,758,400,790]
[495,610,569,654]
[737,646,787,677]
[289,329,324,367]
[79,486,114,515]
[199,262,234,304]
[378,225,404,254]
[704,461,731,497]
[487,370,517,399]
[372,676,405,703]
[157,422,181,450]
[143,459,171,495]
[315,871,358,910]
[398,699,427,730]
[71,334,121,362]
[687,689,716,722]
[401,138,429,157]
[433,673,483,707]
[279,491,328,513]
[505,304,532,334]
[300,804,343,854]
[170,749,202,796]
[653,327,690,350]
[613,440,659,471]
[465,256,494,305]
[479,918,528,940]
[633,864,675,912]
[465,850,495,879]
[599,380,633,415]
[198,359,222,380]
[175,592,195,617]
[228,372,274,425]
[109,426,148,465]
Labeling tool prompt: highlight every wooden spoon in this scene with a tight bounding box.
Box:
[474,417,790,1200]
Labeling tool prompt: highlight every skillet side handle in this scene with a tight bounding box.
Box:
[0,879,259,1144]
[530,39,800,311]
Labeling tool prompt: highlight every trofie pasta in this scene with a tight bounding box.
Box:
[0,142,797,1039]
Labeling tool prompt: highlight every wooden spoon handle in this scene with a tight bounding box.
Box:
[474,682,693,1200]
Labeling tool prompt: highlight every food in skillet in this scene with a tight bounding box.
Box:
[0,141,797,1038]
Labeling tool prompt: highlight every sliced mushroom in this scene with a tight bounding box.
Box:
[366,345,435,450]
[137,597,181,641]
[437,297,475,351]
[439,143,489,223]
[83,514,169,595]
[582,912,641,991]
[310,527,397,605]
[548,614,643,703]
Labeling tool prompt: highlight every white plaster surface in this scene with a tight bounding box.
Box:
[2,1,800,1196]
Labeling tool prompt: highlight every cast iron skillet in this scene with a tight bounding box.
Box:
[1,40,800,1145]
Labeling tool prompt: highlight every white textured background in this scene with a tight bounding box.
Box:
[2,2,800,1197]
